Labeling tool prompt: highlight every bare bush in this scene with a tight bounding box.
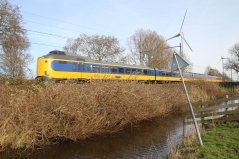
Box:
[0,80,226,151]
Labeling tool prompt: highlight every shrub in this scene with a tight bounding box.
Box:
[0,80,226,151]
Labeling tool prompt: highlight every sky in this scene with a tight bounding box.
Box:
[8,0,239,79]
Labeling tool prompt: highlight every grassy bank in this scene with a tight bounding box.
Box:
[0,78,226,151]
[199,122,239,159]
[168,122,239,159]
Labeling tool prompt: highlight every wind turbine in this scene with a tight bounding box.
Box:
[167,9,193,56]
[166,9,203,146]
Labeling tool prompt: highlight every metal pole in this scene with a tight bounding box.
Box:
[179,43,182,56]
[180,35,184,56]
[231,69,233,93]
[173,52,203,146]
[237,72,239,82]
[222,58,224,81]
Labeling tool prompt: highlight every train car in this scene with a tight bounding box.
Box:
[191,73,222,82]
[37,50,222,83]
[37,51,156,81]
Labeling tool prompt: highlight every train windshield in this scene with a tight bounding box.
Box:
[48,51,66,56]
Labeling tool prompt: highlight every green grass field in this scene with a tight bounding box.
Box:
[168,122,239,159]
[198,122,239,159]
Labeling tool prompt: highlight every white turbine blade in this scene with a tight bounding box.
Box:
[182,36,193,52]
[180,9,188,32]
[166,33,180,41]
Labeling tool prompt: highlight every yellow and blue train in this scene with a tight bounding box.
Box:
[37,50,222,82]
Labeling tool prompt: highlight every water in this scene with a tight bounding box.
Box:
[3,98,239,159]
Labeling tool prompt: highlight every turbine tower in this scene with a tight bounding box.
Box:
[167,9,193,56]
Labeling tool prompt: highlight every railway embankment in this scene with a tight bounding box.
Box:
[0,78,228,152]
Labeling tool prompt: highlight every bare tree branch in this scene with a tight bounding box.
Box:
[225,43,239,72]
[64,34,125,63]
[127,29,173,70]
[0,0,31,78]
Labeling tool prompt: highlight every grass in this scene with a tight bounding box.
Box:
[198,122,239,159]
[0,77,227,152]
[168,122,239,159]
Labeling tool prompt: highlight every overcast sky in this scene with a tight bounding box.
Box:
[9,0,239,79]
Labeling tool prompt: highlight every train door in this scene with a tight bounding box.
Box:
[77,62,83,80]
[154,69,157,81]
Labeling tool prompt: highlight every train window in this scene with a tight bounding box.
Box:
[119,67,124,74]
[132,69,137,74]
[155,71,160,76]
[73,63,76,71]
[162,72,166,76]
[149,70,154,75]
[102,66,109,73]
[87,64,92,72]
[59,61,67,64]
[143,70,147,75]
[126,68,131,74]
[50,51,66,55]
[78,63,81,70]
[82,64,87,71]
[111,67,118,73]
[138,69,143,75]
[92,65,100,72]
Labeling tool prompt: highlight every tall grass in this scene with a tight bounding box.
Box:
[167,133,198,159]
[0,78,226,151]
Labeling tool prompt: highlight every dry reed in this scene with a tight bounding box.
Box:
[167,133,198,159]
[0,78,226,151]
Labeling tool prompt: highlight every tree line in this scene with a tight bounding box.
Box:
[0,0,238,79]
[64,30,174,70]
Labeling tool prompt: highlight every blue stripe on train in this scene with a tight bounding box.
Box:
[51,60,156,76]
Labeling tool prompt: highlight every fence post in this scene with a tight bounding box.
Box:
[225,99,229,120]
[183,118,185,137]
[200,99,205,128]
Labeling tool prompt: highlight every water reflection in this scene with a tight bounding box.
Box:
[10,115,192,159]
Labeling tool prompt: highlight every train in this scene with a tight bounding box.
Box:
[37,50,223,83]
